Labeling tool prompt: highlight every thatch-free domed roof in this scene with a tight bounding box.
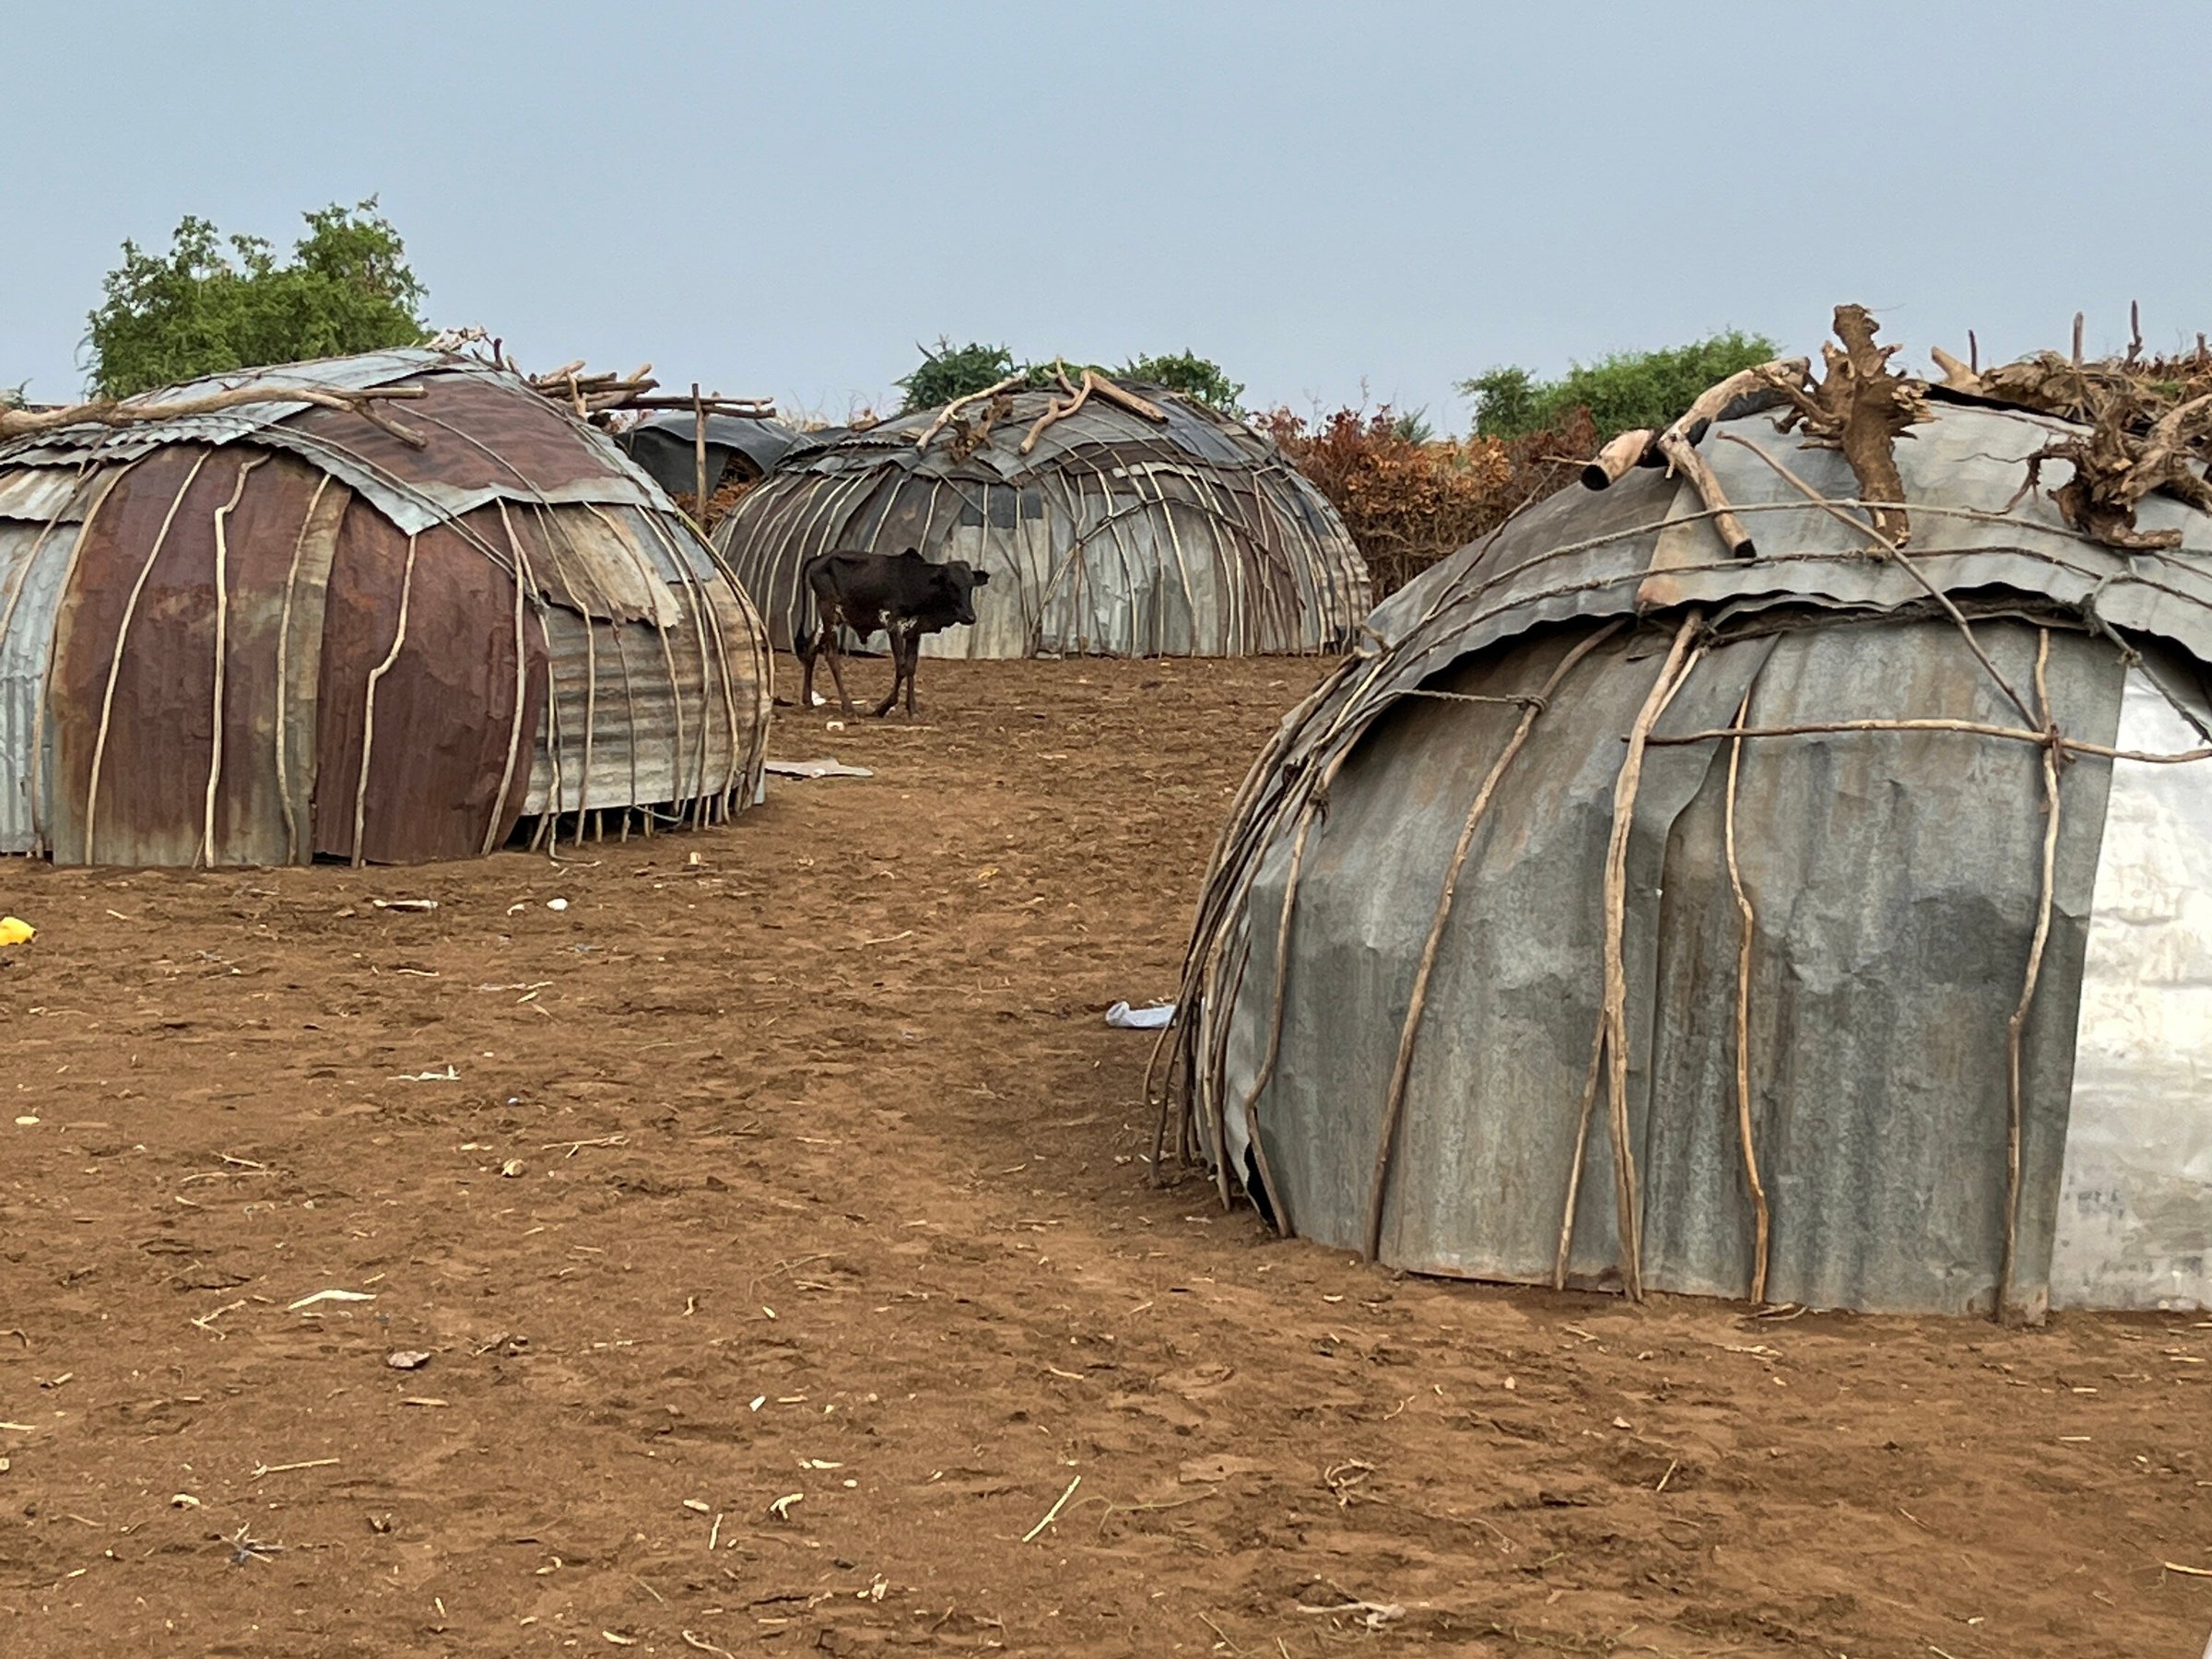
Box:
[0,349,769,866]
[715,382,1368,658]
[1164,353,2212,1319]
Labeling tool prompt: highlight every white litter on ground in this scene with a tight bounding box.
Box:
[764,758,875,780]
[1105,1001,1175,1030]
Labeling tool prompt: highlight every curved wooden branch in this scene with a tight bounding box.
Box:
[912,373,1027,453]
[1,382,430,448]
[1582,429,1659,490]
[1648,356,1812,559]
[1020,372,1098,456]
[1087,375,1169,424]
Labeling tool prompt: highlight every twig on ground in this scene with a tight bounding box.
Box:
[1021,1474,1082,1542]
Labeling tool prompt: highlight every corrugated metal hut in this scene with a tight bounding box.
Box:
[1163,351,2212,1320]
[0,349,770,866]
[714,382,1369,658]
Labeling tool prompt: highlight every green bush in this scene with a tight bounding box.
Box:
[896,340,1018,413]
[1464,330,1780,441]
[1117,350,1243,412]
[899,341,1243,414]
[85,199,429,399]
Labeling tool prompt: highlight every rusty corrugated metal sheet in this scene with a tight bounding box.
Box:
[311,503,543,865]
[49,446,238,867]
[0,353,673,536]
[1,351,770,867]
[715,386,1370,658]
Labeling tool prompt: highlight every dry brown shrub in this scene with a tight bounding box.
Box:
[672,472,759,535]
[1259,404,1597,596]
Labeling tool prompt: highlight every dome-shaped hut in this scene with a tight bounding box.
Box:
[715,378,1369,658]
[0,349,770,866]
[1163,322,2212,1319]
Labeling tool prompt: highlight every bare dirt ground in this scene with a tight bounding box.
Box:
[1,653,2207,1658]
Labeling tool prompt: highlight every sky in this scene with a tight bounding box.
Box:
[6,2,2210,428]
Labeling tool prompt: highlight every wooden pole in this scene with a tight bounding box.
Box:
[692,382,709,526]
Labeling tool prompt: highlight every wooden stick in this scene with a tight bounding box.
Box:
[1020,373,1097,456]
[1087,375,1170,423]
[85,451,214,861]
[1363,619,1625,1261]
[485,503,536,854]
[275,474,335,865]
[1654,355,1818,560]
[1671,358,1809,437]
[351,535,419,866]
[1648,716,2212,767]
[1022,1474,1081,1543]
[1596,613,1704,1300]
[1238,803,1319,1234]
[1582,429,1658,490]
[1998,629,2062,1324]
[199,456,267,868]
[1724,685,1771,1303]
[692,383,709,530]
[912,373,1027,453]
[0,382,429,446]
[608,395,774,416]
[1553,1019,1608,1288]
[1655,430,1757,558]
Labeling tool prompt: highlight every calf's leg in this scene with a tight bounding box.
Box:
[871,623,908,719]
[817,614,859,715]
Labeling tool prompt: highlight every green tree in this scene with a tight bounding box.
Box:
[1117,349,1243,412]
[1464,330,1779,441]
[896,339,1018,413]
[85,199,429,398]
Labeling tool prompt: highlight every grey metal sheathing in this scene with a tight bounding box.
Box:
[0,512,84,852]
[1172,396,2212,1315]
[713,386,1369,658]
[516,499,765,822]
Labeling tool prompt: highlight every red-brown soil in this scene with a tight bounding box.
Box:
[0,654,2206,1657]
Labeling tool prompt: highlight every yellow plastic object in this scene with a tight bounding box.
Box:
[0,917,34,947]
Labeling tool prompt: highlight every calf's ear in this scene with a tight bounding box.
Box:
[971,569,992,587]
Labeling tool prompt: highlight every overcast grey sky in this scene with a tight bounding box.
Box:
[6,2,2208,426]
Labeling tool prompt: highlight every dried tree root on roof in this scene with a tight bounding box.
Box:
[1759,304,1929,546]
[912,373,1028,453]
[2015,391,2212,550]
